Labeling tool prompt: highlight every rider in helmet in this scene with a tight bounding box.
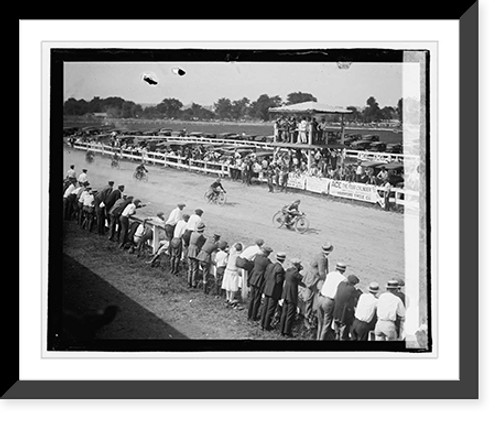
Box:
[283,199,302,225]
[208,177,227,201]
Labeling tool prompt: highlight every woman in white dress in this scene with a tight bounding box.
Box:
[221,242,243,305]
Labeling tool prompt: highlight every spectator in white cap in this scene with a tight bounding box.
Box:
[351,282,380,341]
[374,280,406,341]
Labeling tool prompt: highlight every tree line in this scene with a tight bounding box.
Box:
[63,92,403,124]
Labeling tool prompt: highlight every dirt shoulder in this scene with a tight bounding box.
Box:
[62,222,306,341]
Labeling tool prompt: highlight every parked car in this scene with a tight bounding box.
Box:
[368,141,387,152]
[386,143,403,154]
[361,134,380,142]
[349,140,373,150]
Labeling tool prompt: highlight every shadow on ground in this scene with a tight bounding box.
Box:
[48,254,189,351]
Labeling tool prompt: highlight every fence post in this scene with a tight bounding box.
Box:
[151,224,161,254]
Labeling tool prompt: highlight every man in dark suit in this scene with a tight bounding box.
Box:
[196,233,221,294]
[260,252,286,331]
[247,246,273,322]
[280,258,305,338]
[104,184,125,230]
[108,195,132,242]
[300,242,334,330]
[94,180,114,235]
[332,274,362,340]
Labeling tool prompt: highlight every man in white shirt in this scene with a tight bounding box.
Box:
[119,199,145,248]
[186,209,203,232]
[374,280,406,341]
[164,203,186,240]
[173,214,189,240]
[77,169,89,186]
[351,282,379,341]
[82,189,97,231]
[63,179,78,220]
[66,164,77,180]
[78,185,92,227]
[238,239,265,298]
[316,262,346,340]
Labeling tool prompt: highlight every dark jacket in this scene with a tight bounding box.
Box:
[196,239,219,263]
[248,254,272,290]
[110,198,132,216]
[104,189,122,211]
[281,266,304,305]
[187,232,206,258]
[94,186,113,207]
[302,253,329,291]
[333,281,362,325]
[262,262,285,300]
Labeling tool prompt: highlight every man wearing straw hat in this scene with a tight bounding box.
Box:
[316,262,347,340]
[351,282,380,341]
[300,242,334,331]
[260,252,286,331]
[280,258,305,338]
[374,280,406,341]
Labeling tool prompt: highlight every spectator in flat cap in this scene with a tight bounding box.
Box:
[164,203,186,241]
[63,178,78,220]
[280,258,305,338]
[260,252,286,331]
[66,164,77,180]
[247,245,273,322]
[183,209,204,259]
[108,195,132,242]
[186,222,206,288]
[94,181,115,235]
[196,233,221,294]
[222,243,244,306]
[213,241,229,297]
[316,261,347,340]
[332,274,361,341]
[300,241,334,331]
[392,279,408,340]
[374,280,406,341]
[77,168,89,186]
[351,282,380,341]
[119,199,146,248]
[237,238,265,299]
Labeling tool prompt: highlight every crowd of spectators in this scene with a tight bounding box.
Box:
[62,164,408,341]
[69,134,408,197]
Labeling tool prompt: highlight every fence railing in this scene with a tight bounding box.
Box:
[72,141,419,210]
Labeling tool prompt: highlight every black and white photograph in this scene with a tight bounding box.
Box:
[47,46,431,353]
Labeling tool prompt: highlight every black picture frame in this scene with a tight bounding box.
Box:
[7,8,479,400]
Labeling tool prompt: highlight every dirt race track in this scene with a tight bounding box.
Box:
[61,146,405,340]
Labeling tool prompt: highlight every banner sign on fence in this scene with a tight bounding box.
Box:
[329,180,384,205]
[287,173,306,190]
[304,176,331,194]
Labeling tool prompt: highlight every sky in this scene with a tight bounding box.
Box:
[64,61,419,109]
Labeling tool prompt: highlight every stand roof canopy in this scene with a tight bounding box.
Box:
[268,101,352,115]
